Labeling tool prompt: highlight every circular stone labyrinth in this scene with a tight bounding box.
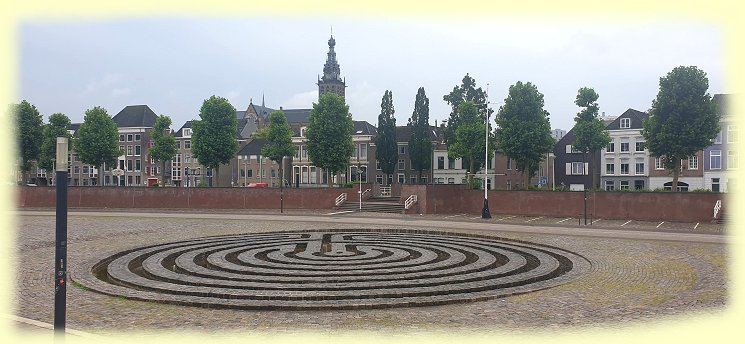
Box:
[73,229,591,310]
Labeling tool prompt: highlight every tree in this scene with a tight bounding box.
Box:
[572,87,611,189]
[307,93,354,187]
[13,100,43,184]
[642,66,719,192]
[443,73,491,146]
[495,81,554,188]
[261,110,296,187]
[448,101,492,185]
[38,113,72,172]
[408,87,432,183]
[191,96,238,187]
[74,106,119,186]
[149,115,177,187]
[375,90,397,186]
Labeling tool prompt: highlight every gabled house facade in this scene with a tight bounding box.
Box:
[703,93,735,192]
[601,109,650,191]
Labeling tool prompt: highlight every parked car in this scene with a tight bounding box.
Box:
[247,183,268,188]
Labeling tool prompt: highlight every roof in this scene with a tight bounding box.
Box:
[237,138,269,156]
[606,108,648,130]
[283,109,312,123]
[353,121,377,135]
[174,121,193,137]
[395,125,440,143]
[112,105,159,128]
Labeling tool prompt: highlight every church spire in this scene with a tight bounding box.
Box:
[317,33,346,99]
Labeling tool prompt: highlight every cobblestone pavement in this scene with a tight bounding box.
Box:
[12,210,728,336]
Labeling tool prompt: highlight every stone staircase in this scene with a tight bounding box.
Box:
[337,196,405,214]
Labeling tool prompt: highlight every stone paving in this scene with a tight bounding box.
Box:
[13,210,728,335]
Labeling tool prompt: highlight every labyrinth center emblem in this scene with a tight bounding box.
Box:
[76,230,591,309]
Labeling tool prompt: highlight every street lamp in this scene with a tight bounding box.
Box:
[482,84,492,219]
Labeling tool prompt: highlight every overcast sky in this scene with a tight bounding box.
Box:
[19,17,724,132]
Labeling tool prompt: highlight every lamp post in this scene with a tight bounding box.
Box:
[54,137,69,335]
[185,167,190,187]
[482,84,492,219]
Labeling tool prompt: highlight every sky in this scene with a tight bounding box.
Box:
[18,16,725,133]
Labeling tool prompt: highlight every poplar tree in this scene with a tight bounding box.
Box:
[375,90,397,185]
[408,87,432,183]
[149,115,177,187]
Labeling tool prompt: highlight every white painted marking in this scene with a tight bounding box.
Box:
[471,216,482,219]
[526,216,544,222]
[444,213,467,219]
[1,313,103,339]
[556,218,572,224]
[694,222,700,230]
[621,220,632,227]
[324,210,355,215]
[496,215,517,221]
[590,219,602,225]
[656,221,665,228]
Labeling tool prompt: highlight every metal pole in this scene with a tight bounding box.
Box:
[583,152,587,225]
[482,85,491,219]
[280,157,284,213]
[54,137,69,335]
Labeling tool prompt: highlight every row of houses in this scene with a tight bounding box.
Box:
[26,34,735,193]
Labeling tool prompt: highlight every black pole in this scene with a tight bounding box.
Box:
[583,152,587,226]
[280,164,284,213]
[54,138,69,335]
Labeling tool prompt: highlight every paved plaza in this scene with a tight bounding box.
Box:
[12,210,728,336]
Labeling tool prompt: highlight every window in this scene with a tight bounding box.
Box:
[448,177,455,184]
[635,160,645,175]
[359,144,368,160]
[119,145,124,154]
[620,180,629,190]
[185,140,191,149]
[176,141,181,149]
[247,169,253,177]
[398,145,406,155]
[448,157,456,169]
[634,180,645,190]
[620,138,629,152]
[688,155,698,170]
[571,162,585,175]
[606,162,614,175]
[300,127,306,137]
[239,169,245,178]
[620,162,629,175]
[606,142,615,153]
[565,145,573,154]
[301,145,307,160]
[710,150,722,169]
[655,157,665,170]
[410,175,417,184]
[135,134,141,141]
[376,160,381,170]
[127,146,133,156]
[437,157,444,169]
[506,158,512,170]
[727,125,737,143]
[119,134,125,142]
[127,134,133,142]
[398,159,405,170]
[135,145,141,156]
[294,146,300,159]
[135,159,141,172]
[83,166,89,174]
[635,140,645,152]
[398,173,405,184]
[620,118,631,128]
[185,155,191,163]
[183,128,191,136]
[714,130,722,144]
[605,180,615,191]
[74,166,80,174]
[127,160,133,171]
[728,150,737,169]
[376,174,383,185]
[712,178,720,192]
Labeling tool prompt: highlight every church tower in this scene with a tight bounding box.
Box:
[317,35,346,99]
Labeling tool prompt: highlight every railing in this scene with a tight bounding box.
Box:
[404,195,418,210]
[714,199,722,219]
[380,186,391,197]
[335,193,347,207]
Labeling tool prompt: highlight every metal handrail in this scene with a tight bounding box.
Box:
[714,199,722,219]
[335,193,347,207]
[405,194,418,210]
[380,186,391,197]
[362,188,371,196]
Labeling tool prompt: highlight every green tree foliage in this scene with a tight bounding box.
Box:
[261,110,296,186]
[448,101,493,184]
[572,87,611,189]
[13,100,43,183]
[74,106,119,186]
[192,96,238,187]
[307,93,354,187]
[39,113,72,171]
[375,90,397,185]
[642,66,719,191]
[408,87,432,183]
[495,82,554,188]
[149,115,177,187]
[443,73,491,146]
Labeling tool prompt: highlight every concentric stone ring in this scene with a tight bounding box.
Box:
[73,229,591,310]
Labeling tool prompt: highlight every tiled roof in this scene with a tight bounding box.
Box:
[112,105,159,128]
[174,121,193,138]
[284,109,312,123]
[353,121,377,135]
[238,138,269,156]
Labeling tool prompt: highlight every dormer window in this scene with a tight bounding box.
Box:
[620,118,631,129]
[300,127,307,137]
[183,128,192,137]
